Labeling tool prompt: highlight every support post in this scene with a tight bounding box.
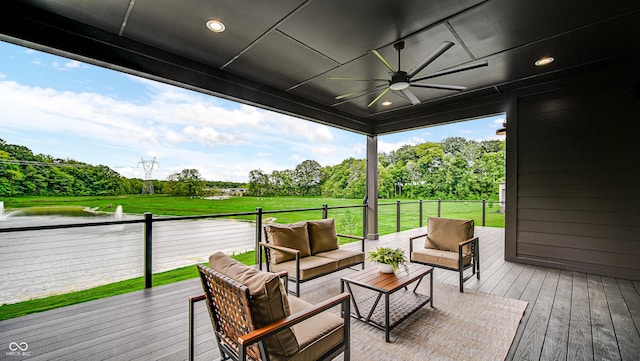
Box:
[419,200,423,227]
[322,204,328,219]
[144,212,152,289]
[437,199,442,217]
[366,135,379,240]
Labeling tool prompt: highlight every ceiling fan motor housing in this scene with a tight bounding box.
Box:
[390,71,410,90]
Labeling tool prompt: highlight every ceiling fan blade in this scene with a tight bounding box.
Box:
[411,83,467,91]
[335,84,387,100]
[412,60,488,82]
[408,41,454,78]
[328,77,388,82]
[368,87,391,107]
[371,50,396,72]
[400,89,421,105]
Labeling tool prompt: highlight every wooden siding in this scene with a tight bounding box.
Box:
[511,63,640,281]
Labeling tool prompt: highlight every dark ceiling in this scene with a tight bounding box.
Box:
[2,1,639,135]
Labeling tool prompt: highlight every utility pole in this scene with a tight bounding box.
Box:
[138,157,158,194]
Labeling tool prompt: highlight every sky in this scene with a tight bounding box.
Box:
[0,40,505,183]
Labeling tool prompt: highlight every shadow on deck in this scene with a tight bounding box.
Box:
[0,227,638,360]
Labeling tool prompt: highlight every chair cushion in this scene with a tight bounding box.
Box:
[265,222,312,264]
[270,256,338,281]
[269,296,344,361]
[307,218,339,254]
[209,252,299,356]
[315,248,364,269]
[425,217,474,253]
[412,248,472,269]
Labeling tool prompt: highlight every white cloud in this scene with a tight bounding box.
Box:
[183,125,244,146]
[492,118,505,126]
[0,73,5,79]
[378,136,425,153]
[257,152,271,157]
[460,129,473,134]
[65,60,81,69]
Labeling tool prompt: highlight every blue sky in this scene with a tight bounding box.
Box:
[0,40,505,182]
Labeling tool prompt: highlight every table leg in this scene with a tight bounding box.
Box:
[385,292,390,342]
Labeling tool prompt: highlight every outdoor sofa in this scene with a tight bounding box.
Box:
[260,218,365,296]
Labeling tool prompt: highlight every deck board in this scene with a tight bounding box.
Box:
[540,270,572,361]
[1,226,638,361]
[567,272,593,361]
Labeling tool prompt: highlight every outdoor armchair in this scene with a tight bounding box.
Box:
[191,252,351,361]
[409,217,479,292]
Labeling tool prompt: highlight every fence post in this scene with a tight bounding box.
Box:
[362,204,367,238]
[419,200,423,227]
[256,207,263,269]
[396,200,401,233]
[482,199,486,226]
[322,204,328,219]
[437,199,442,217]
[144,212,152,289]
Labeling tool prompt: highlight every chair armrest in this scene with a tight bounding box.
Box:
[337,233,364,241]
[337,233,365,252]
[259,242,301,256]
[458,236,479,248]
[409,233,428,241]
[238,293,351,347]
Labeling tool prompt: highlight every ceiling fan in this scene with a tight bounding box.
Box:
[330,40,488,107]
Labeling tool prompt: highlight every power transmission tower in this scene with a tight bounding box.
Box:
[138,157,159,194]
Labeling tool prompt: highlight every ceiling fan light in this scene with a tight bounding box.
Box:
[390,81,410,90]
[381,101,393,106]
[206,19,225,33]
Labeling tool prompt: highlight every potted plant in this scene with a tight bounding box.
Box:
[367,247,409,274]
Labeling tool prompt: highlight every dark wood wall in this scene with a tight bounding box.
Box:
[506,59,640,281]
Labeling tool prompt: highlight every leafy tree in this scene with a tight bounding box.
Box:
[166,168,204,197]
[294,160,322,196]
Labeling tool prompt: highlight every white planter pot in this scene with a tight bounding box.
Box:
[377,263,395,273]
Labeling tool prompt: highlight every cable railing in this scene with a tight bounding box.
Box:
[0,199,503,304]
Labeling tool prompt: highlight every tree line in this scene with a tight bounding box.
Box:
[1,137,504,200]
[0,139,243,197]
[247,137,505,200]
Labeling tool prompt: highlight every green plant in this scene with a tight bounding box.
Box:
[367,247,409,274]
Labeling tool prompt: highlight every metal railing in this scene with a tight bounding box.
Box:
[0,199,502,304]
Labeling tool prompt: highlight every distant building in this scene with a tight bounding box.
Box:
[499,182,506,213]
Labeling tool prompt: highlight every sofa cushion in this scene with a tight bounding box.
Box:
[411,248,472,269]
[307,218,339,254]
[265,222,312,264]
[209,252,299,356]
[425,217,474,253]
[269,296,344,361]
[315,249,364,269]
[270,256,338,281]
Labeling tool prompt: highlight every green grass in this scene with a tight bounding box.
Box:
[0,195,503,320]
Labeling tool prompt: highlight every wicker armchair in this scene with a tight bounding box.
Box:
[190,253,350,361]
[409,217,479,292]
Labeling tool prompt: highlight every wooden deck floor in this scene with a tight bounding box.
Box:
[1,227,638,360]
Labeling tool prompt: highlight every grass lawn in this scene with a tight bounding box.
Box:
[0,195,503,320]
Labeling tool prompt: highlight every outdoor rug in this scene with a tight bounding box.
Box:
[303,278,528,361]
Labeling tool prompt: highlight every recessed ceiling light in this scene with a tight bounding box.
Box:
[206,19,225,33]
[535,56,554,66]
[381,101,393,106]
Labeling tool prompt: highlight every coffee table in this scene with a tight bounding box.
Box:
[340,263,433,342]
